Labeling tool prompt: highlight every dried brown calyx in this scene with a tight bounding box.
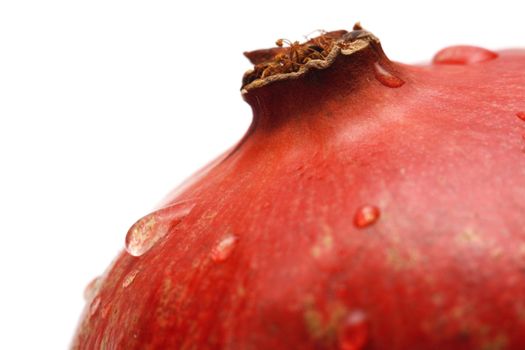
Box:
[241,23,380,91]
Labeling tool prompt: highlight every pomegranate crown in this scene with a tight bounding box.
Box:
[241,23,381,91]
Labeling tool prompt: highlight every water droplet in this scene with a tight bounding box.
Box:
[83,276,102,301]
[338,310,369,350]
[210,234,238,262]
[373,62,405,88]
[517,112,525,122]
[125,200,195,257]
[89,296,101,317]
[432,46,498,65]
[122,269,139,288]
[354,205,380,228]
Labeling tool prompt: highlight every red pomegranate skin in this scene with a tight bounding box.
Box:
[72,30,525,350]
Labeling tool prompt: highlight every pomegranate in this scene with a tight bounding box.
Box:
[72,24,525,349]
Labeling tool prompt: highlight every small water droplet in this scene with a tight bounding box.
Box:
[432,46,498,65]
[517,112,525,122]
[211,234,238,262]
[373,62,405,88]
[125,201,195,257]
[122,269,139,288]
[89,296,101,317]
[338,310,369,350]
[83,276,102,301]
[354,205,380,228]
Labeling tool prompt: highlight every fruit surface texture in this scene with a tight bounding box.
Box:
[73,27,525,349]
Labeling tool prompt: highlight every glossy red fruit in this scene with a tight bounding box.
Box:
[72,26,525,349]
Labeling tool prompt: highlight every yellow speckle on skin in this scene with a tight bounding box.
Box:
[430,298,508,350]
[201,210,218,220]
[303,296,348,343]
[518,244,525,262]
[451,304,468,320]
[311,223,334,258]
[516,302,525,322]
[156,278,175,327]
[431,293,444,306]
[489,246,503,259]
[456,227,482,245]
[304,306,324,339]
[387,249,405,270]
[386,248,420,271]
[311,233,333,258]
[237,285,246,297]
[482,333,508,350]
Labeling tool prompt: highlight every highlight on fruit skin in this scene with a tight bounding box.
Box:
[72,23,525,350]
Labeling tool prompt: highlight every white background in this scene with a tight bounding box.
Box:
[0,1,523,348]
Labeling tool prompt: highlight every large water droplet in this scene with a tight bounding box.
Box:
[122,269,139,288]
[125,201,195,257]
[373,62,405,88]
[338,310,369,350]
[83,276,101,301]
[210,234,238,262]
[354,205,380,228]
[432,46,498,65]
[517,112,525,122]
